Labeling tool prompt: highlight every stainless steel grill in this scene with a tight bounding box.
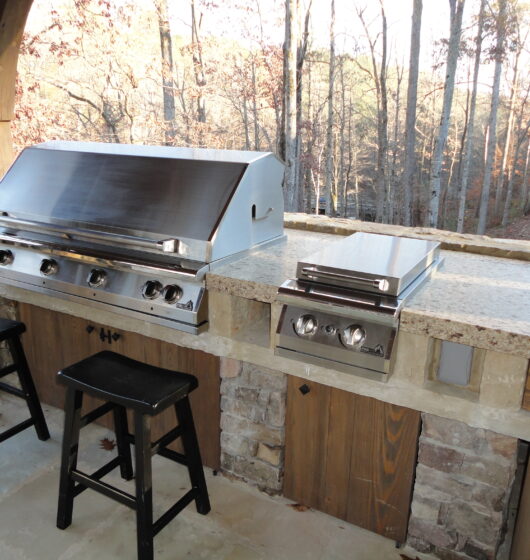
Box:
[0,141,285,333]
[275,232,442,381]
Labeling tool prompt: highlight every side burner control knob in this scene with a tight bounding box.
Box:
[87,269,107,288]
[142,280,163,300]
[0,250,14,265]
[163,284,183,304]
[294,314,318,337]
[40,258,58,276]
[340,324,366,348]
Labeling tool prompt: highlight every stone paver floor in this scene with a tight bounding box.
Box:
[0,392,425,560]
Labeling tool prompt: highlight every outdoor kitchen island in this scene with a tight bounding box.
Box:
[0,218,529,560]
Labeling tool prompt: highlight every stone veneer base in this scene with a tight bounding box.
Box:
[408,413,519,559]
[219,357,286,494]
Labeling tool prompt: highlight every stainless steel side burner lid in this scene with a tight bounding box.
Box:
[275,232,442,382]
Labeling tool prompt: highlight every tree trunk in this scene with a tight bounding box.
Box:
[494,47,520,217]
[251,59,260,151]
[325,0,336,216]
[377,2,389,223]
[521,141,530,213]
[401,0,422,227]
[390,62,403,224]
[242,97,250,150]
[427,0,465,228]
[154,0,177,145]
[191,0,206,125]
[456,0,484,233]
[357,3,388,223]
[283,0,298,212]
[477,0,507,234]
[295,0,312,212]
[502,120,530,227]
[338,59,347,216]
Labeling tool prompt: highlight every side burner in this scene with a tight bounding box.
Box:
[275,232,442,381]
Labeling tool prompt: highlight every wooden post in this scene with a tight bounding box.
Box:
[0,0,33,176]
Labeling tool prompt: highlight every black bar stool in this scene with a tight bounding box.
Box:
[0,318,50,443]
[56,350,210,560]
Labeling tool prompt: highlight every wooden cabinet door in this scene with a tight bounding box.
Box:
[18,304,94,408]
[522,364,530,411]
[284,375,421,543]
[18,303,220,470]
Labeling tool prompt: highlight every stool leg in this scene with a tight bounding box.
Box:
[113,406,133,480]
[57,389,83,530]
[7,336,50,441]
[175,397,211,515]
[134,411,154,560]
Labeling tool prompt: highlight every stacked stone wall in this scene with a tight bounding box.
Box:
[219,357,286,493]
[408,413,519,559]
[0,297,18,366]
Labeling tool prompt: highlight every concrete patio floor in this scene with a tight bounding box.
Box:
[0,392,419,560]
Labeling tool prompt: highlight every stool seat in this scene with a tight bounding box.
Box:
[57,351,198,415]
[0,318,25,341]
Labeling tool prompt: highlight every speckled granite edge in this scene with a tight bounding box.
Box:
[401,309,530,359]
[206,273,278,303]
[284,213,530,261]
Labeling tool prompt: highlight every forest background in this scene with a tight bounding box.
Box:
[12,0,530,236]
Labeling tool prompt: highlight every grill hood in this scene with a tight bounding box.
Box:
[0,141,285,264]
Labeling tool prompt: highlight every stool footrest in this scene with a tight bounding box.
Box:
[0,381,25,399]
[157,447,187,465]
[81,402,116,428]
[124,431,188,464]
[71,467,137,509]
[73,456,124,498]
[0,417,35,443]
[151,426,182,456]
[0,363,17,378]
[152,488,198,537]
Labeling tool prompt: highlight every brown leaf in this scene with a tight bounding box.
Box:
[400,554,421,560]
[99,437,116,451]
[288,503,309,512]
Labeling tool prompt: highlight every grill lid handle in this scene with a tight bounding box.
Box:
[0,215,181,254]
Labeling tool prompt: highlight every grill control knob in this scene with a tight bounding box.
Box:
[294,314,318,337]
[163,284,183,304]
[40,258,58,276]
[87,269,107,288]
[340,324,366,348]
[142,280,163,300]
[0,250,14,265]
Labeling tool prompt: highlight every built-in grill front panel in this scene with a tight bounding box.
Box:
[0,243,206,332]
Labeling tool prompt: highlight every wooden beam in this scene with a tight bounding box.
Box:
[0,0,33,175]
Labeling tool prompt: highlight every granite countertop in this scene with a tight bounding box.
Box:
[207,229,338,302]
[207,229,530,358]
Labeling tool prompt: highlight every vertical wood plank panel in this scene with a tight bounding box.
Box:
[283,375,330,506]
[321,387,355,518]
[346,393,377,530]
[372,402,421,542]
[522,366,530,411]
